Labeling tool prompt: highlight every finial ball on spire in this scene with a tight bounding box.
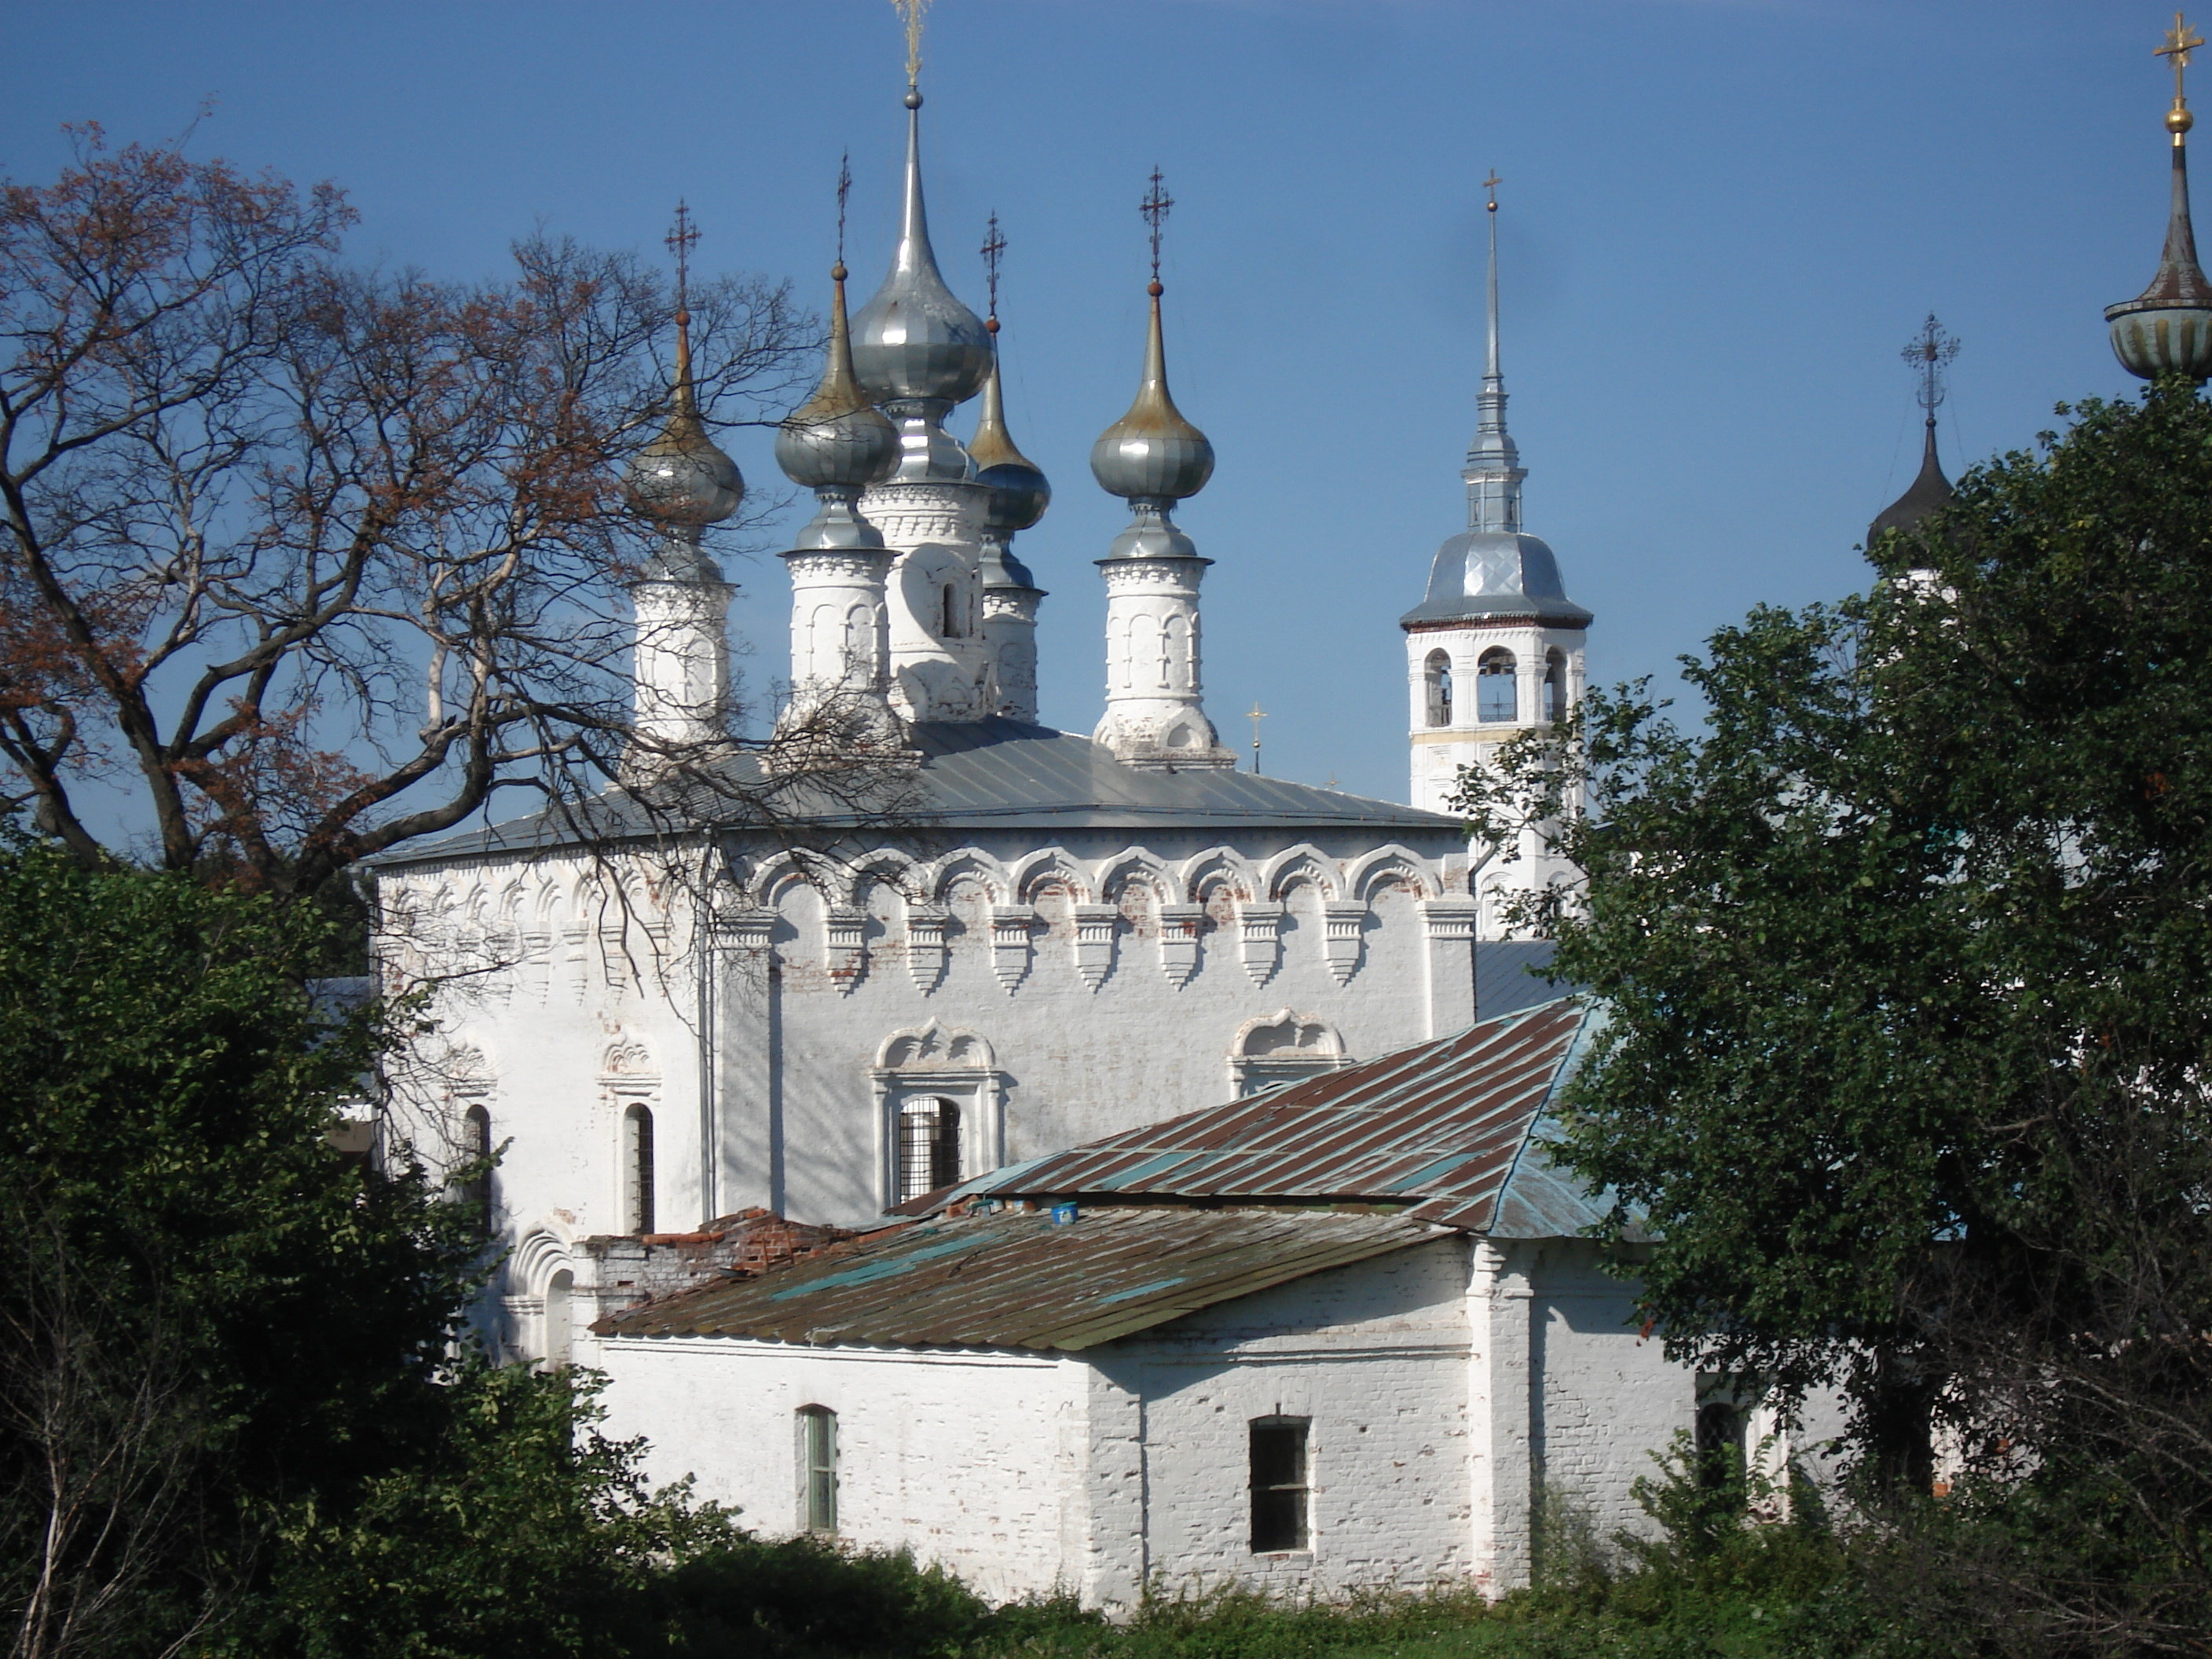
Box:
[906,89,923,109]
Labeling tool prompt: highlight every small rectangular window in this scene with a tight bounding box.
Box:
[1249,1419,1309,1552]
[800,1407,837,1533]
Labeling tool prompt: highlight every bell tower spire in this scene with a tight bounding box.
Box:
[1400,177,1592,936]
[1464,171,1525,534]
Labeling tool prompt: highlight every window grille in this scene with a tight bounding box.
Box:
[1476,649,1518,723]
[1249,1419,1310,1552]
[624,1104,656,1234]
[799,1407,838,1533]
[896,1097,961,1203]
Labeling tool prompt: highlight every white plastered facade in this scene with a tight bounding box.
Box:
[584,1235,1697,1608]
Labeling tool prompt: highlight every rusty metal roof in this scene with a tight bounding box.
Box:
[942,998,1600,1234]
[597,1205,1440,1350]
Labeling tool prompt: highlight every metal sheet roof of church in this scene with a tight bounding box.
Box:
[904,997,1610,1236]
[366,718,1461,867]
[595,1203,1440,1350]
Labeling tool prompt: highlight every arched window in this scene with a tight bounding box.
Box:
[896,1096,960,1203]
[1423,650,1452,727]
[544,1269,573,1369]
[1544,650,1567,723]
[1477,648,1518,723]
[460,1102,493,1237]
[623,1104,655,1235]
[797,1406,838,1533]
[940,581,961,639]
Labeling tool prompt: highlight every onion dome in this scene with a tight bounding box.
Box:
[971,326,1050,538]
[777,262,899,493]
[2108,24,2212,380]
[1870,418,1955,544]
[851,93,994,410]
[626,305,742,580]
[1090,281,1214,505]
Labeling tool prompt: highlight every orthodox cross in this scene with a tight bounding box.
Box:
[1902,313,1961,418]
[1247,702,1267,775]
[981,212,1006,327]
[2160,11,2203,113]
[1482,170,1502,214]
[894,0,929,91]
[835,152,852,271]
[1141,168,1174,287]
[665,201,698,318]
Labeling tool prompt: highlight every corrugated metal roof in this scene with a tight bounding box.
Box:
[373,720,1459,867]
[937,998,1602,1235]
[597,1205,1440,1350]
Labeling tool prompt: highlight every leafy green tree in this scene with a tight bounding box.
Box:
[1456,379,2212,1651]
[0,833,485,1657]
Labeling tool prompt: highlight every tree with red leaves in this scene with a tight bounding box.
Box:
[0,127,815,900]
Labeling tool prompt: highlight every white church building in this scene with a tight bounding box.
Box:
[365,55,1741,1606]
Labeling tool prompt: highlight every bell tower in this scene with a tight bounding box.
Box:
[1401,177,1591,936]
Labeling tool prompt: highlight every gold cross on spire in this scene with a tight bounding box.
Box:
[2160,11,2203,134]
[1247,702,1267,775]
[1483,170,1502,214]
[893,0,929,92]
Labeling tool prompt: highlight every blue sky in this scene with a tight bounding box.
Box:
[0,0,2182,800]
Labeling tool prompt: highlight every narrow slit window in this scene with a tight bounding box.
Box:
[460,1103,493,1237]
[1249,1419,1310,1552]
[623,1104,655,1234]
[941,582,961,638]
[896,1097,961,1204]
[799,1406,838,1533]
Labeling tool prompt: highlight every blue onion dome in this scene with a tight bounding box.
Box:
[851,95,994,408]
[1090,282,1214,503]
[777,262,899,490]
[970,325,1050,533]
[2108,90,2212,379]
[627,317,743,529]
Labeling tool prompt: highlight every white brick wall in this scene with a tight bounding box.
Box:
[595,1337,1088,1606]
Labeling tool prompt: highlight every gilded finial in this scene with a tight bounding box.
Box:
[1141,167,1174,295]
[894,0,929,103]
[2161,11,2203,137]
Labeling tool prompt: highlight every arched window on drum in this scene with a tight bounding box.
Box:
[1477,648,1518,723]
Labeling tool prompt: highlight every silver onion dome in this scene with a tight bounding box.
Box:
[970,329,1050,535]
[851,94,994,409]
[626,316,742,579]
[1090,282,1214,504]
[777,262,899,492]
